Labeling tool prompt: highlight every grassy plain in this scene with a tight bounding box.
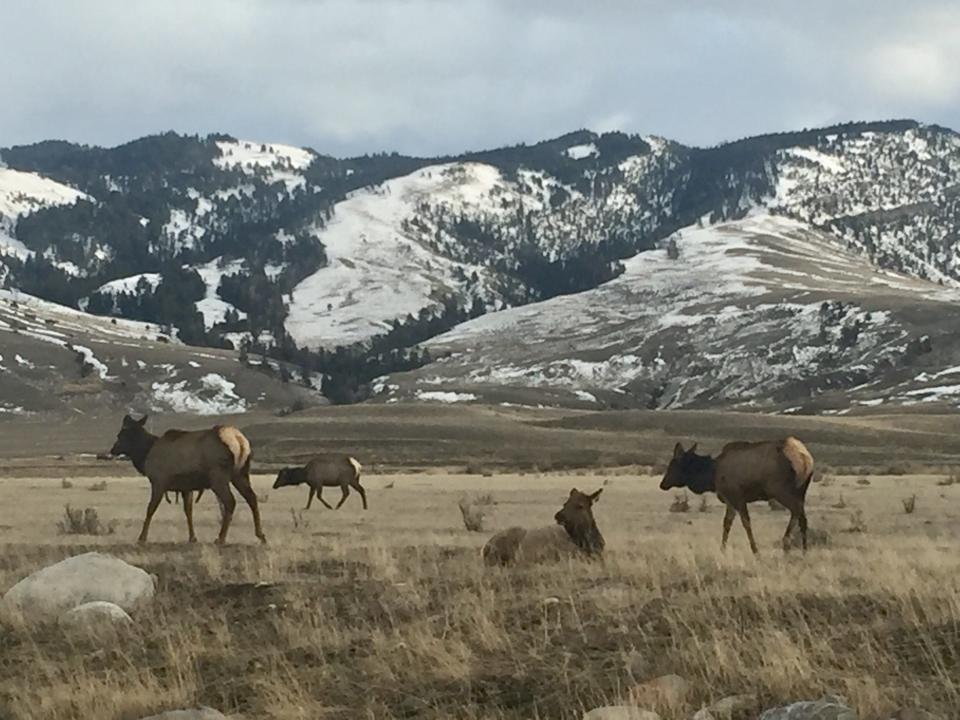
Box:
[0,459,958,719]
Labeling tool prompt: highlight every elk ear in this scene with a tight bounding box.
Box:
[673,442,684,459]
[137,414,149,426]
[588,488,603,503]
[689,442,698,454]
[569,488,579,497]
[122,414,136,427]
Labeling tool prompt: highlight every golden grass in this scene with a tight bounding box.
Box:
[0,471,958,719]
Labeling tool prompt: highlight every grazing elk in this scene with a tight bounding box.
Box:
[272,454,367,510]
[482,488,604,565]
[660,437,815,553]
[110,414,266,544]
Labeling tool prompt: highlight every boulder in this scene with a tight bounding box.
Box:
[3,552,155,621]
[58,600,134,638]
[629,674,689,708]
[583,708,660,720]
[138,709,227,720]
[759,695,856,720]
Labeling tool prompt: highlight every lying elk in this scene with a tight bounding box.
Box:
[482,488,604,565]
[272,455,367,509]
[660,436,815,553]
[110,414,266,544]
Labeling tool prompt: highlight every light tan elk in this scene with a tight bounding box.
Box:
[110,414,265,544]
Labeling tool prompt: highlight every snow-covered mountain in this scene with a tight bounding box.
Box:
[4,120,960,413]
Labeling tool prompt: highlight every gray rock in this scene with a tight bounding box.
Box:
[706,693,756,717]
[583,708,660,720]
[3,552,155,621]
[629,674,689,708]
[58,600,134,638]
[759,695,856,720]
[888,710,942,720]
[138,708,227,720]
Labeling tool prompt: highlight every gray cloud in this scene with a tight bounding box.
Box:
[3,1,958,156]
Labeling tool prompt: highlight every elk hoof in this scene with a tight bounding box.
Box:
[188,537,198,543]
[258,535,268,545]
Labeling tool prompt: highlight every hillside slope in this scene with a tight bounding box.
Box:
[380,214,960,413]
[0,289,317,416]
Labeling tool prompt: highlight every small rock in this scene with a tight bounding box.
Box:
[759,695,856,720]
[888,710,941,720]
[629,674,689,708]
[3,552,155,621]
[58,601,134,638]
[583,707,660,720]
[138,708,227,720]
[706,694,756,717]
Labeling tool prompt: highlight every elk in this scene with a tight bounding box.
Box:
[660,437,815,553]
[482,488,604,565]
[109,414,266,544]
[272,454,367,510]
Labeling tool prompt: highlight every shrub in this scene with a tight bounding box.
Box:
[857,477,871,486]
[88,480,107,492]
[57,505,116,535]
[458,498,485,532]
[902,495,917,514]
[846,509,867,533]
[60,479,73,489]
[669,492,690,513]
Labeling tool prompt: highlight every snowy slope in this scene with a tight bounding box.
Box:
[214,139,315,191]
[0,167,89,262]
[382,214,960,412]
[286,163,508,346]
[0,288,318,416]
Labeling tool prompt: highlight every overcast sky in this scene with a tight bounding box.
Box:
[3,1,959,157]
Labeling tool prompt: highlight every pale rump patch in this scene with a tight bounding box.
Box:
[217,426,251,470]
[348,457,362,478]
[782,436,814,486]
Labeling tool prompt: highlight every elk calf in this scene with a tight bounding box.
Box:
[660,437,815,553]
[273,454,367,510]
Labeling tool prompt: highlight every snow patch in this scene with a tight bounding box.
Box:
[415,390,477,403]
[565,143,598,160]
[151,373,248,414]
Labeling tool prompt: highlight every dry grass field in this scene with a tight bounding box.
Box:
[1,463,958,719]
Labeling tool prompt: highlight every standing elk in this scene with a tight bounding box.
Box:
[660,436,815,553]
[482,488,604,565]
[110,414,266,544]
[272,454,367,510]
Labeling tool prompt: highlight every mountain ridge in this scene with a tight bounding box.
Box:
[3,119,960,412]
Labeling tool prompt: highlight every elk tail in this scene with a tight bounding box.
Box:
[217,426,252,472]
[781,436,815,489]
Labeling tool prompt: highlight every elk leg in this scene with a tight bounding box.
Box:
[138,485,165,544]
[350,479,368,510]
[182,490,197,543]
[782,513,798,551]
[233,477,267,544]
[164,492,173,504]
[737,504,759,554]
[798,508,808,552]
[721,503,736,549]
[305,486,316,510]
[335,484,350,509]
[210,474,237,545]
[316,486,333,509]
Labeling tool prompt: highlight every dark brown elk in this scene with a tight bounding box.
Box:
[482,488,604,565]
[109,414,266,544]
[272,455,367,509]
[660,437,815,553]
[165,490,204,505]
